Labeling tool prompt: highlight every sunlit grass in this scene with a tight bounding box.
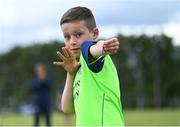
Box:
[0,112,75,126]
[0,109,180,126]
[124,109,180,126]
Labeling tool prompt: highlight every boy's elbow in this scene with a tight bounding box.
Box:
[61,103,74,114]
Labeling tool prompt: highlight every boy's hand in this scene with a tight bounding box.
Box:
[53,47,80,74]
[103,38,119,54]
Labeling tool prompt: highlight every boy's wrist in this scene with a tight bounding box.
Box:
[90,40,106,58]
[67,71,76,76]
[98,40,107,56]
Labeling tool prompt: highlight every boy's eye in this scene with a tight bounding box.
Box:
[75,33,82,38]
[64,35,70,40]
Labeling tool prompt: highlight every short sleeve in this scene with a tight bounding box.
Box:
[80,41,104,73]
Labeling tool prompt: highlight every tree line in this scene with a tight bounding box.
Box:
[0,34,179,111]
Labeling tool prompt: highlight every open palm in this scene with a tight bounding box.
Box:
[53,47,80,74]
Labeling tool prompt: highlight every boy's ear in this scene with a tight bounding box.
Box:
[92,27,99,40]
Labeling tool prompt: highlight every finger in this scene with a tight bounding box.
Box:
[57,51,66,61]
[104,46,119,51]
[104,41,119,49]
[105,48,118,52]
[53,61,64,66]
[104,38,118,45]
[104,42,119,48]
[105,49,118,54]
[77,61,81,67]
[105,47,118,52]
[64,47,73,57]
[62,47,70,57]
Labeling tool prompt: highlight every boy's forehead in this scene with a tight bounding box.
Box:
[61,21,88,32]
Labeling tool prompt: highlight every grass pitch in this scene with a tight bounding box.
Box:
[0,109,180,126]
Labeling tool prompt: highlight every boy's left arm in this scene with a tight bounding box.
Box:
[90,37,119,59]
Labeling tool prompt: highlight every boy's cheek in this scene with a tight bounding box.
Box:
[64,43,70,48]
[64,45,69,48]
[64,41,69,46]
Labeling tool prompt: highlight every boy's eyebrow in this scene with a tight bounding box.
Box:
[63,32,68,35]
[74,31,83,34]
[72,28,82,32]
[64,30,83,35]
[63,32,70,36]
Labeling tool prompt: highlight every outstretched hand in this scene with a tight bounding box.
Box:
[103,38,119,54]
[53,47,80,74]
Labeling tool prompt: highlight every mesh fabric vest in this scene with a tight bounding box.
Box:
[73,54,125,126]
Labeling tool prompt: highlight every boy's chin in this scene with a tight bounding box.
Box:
[73,52,80,59]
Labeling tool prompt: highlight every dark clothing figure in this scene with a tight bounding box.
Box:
[31,75,52,126]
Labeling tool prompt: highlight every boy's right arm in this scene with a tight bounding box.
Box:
[60,72,75,113]
[53,47,80,114]
[90,38,119,58]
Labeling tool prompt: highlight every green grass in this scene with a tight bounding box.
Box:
[0,109,180,126]
[124,109,180,126]
[0,112,75,126]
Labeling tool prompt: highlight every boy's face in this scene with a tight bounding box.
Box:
[61,20,98,58]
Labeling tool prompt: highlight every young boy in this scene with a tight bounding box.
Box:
[53,6,125,126]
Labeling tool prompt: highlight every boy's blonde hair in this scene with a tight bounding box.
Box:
[60,6,97,32]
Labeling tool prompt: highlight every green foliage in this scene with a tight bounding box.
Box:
[0,40,65,109]
[113,34,179,108]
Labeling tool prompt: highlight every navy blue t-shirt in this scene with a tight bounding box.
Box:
[31,76,53,107]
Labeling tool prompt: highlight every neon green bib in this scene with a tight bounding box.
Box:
[73,54,125,126]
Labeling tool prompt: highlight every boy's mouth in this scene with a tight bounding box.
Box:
[70,48,80,53]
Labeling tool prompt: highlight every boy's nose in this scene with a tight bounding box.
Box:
[70,41,76,45]
[70,38,77,45]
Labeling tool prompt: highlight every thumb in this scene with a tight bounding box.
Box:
[77,61,81,67]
